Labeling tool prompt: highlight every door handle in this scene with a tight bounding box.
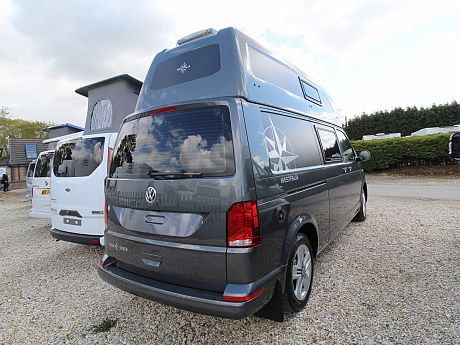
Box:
[65,188,71,192]
[342,167,352,173]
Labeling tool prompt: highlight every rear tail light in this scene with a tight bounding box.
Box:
[148,106,177,115]
[104,199,108,228]
[107,147,113,173]
[226,201,260,247]
[223,288,264,302]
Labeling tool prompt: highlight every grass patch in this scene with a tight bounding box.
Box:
[90,318,118,334]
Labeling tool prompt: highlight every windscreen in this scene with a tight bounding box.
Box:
[34,153,53,178]
[53,137,105,177]
[110,106,234,179]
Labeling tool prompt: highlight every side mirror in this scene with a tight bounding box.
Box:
[449,132,460,161]
[358,150,371,162]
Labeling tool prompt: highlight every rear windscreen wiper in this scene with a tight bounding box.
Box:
[147,170,203,179]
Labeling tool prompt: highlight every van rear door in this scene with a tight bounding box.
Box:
[105,103,244,292]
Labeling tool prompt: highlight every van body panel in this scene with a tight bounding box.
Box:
[100,27,367,319]
[51,133,116,240]
[29,151,54,218]
[105,99,254,291]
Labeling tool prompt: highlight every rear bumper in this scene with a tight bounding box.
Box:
[98,261,280,319]
[29,210,51,219]
[50,228,102,246]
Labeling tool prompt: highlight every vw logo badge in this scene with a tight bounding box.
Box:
[145,186,157,204]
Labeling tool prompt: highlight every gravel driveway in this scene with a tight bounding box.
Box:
[1,176,459,344]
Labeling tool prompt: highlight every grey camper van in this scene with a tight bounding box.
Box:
[99,28,369,321]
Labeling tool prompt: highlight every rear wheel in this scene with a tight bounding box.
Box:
[353,189,367,221]
[282,234,314,313]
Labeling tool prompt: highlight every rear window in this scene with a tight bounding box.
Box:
[27,163,36,177]
[150,44,221,90]
[110,106,234,179]
[53,138,105,177]
[34,153,53,178]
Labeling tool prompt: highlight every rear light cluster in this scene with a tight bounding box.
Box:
[223,288,264,302]
[107,147,113,173]
[104,200,108,228]
[226,201,260,247]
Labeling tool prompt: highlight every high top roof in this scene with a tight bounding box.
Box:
[137,27,342,126]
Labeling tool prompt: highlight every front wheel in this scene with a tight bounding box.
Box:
[353,189,367,221]
[282,234,314,313]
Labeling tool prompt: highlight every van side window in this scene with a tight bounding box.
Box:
[336,130,355,162]
[316,127,342,162]
[259,113,322,173]
[300,80,321,105]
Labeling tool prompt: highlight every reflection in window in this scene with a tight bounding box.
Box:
[25,144,38,159]
[34,153,53,178]
[90,99,112,130]
[316,127,342,162]
[53,138,105,177]
[110,106,235,178]
[336,130,355,162]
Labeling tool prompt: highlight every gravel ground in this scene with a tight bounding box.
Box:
[1,177,459,344]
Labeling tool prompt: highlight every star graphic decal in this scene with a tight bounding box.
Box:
[264,117,298,171]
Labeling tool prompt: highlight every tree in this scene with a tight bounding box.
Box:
[0,107,53,158]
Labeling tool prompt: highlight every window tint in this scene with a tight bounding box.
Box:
[90,99,112,130]
[110,106,234,178]
[258,113,321,173]
[248,46,303,98]
[150,44,221,90]
[25,144,38,159]
[34,153,53,178]
[316,127,342,162]
[336,130,355,162]
[27,162,36,177]
[53,138,105,177]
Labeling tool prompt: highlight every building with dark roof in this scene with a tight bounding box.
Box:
[4,138,48,183]
[44,123,84,140]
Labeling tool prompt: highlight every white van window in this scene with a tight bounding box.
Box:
[27,162,36,177]
[53,138,105,177]
[110,106,234,178]
[34,153,53,178]
[90,99,112,130]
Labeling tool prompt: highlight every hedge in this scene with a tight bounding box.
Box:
[351,132,453,172]
[344,102,460,140]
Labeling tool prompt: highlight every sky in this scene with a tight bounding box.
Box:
[0,0,459,127]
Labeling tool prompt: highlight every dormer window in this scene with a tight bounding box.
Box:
[90,99,112,130]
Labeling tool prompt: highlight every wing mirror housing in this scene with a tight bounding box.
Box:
[357,150,371,162]
[449,132,460,161]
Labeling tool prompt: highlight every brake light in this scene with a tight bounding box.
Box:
[107,147,113,173]
[104,199,108,228]
[223,288,264,302]
[227,201,260,247]
[148,106,177,115]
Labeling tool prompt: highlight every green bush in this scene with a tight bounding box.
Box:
[351,133,452,172]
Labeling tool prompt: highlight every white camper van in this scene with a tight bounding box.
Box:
[29,150,54,218]
[50,74,142,245]
[25,160,36,199]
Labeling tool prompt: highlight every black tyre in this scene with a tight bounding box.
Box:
[353,189,367,222]
[282,234,314,313]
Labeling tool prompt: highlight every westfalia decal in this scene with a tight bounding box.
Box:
[280,175,299,184]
